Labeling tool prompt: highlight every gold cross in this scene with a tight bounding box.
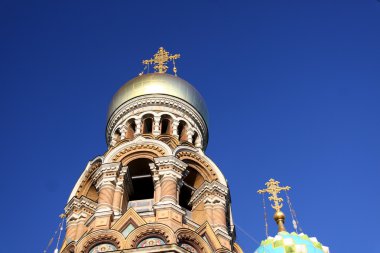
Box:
[142,47,180,74]
[258,179,290,212]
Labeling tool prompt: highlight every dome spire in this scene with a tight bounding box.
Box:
[142,47,181,74]
[258,178,291,232]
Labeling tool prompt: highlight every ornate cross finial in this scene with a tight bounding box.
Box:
[258,179,291,232]
[258,179,290,212]
[142,47,181,74]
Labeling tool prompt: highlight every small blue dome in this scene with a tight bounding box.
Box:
[255,232,329,253]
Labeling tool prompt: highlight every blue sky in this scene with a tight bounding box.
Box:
[1,0,379,252]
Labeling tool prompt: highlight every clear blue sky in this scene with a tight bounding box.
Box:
[1,0,379,252]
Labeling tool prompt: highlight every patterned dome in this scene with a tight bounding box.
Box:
[255,232,329,253]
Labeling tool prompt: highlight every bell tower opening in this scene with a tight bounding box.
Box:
[127,158,154,201]
[126,119,136,139]
[179,167,205,211]
[177,120,188,142]
[142,115,153,134]
[160,115,172,135]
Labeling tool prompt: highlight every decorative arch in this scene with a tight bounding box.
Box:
[104,136,172,164]
[124,223,176,249]
[141,113,154,134]
[75,229,125,253]
[156,111,177,119]
[68,156,103,201]
[177,120,189,142]
[174,147,227,186]
[176,228,213,253]
[179,166,205,210]
[233,242,244,253]
[159,114,173,135]
[60,241,75,253]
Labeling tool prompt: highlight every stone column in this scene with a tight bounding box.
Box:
[153,115,161,136]
[97,181,115,211]
[119,125,128,140]
[194,135,202,148]
[112,166,126,219]
[160,173,178,203]
[110,135,117,147]
[212,200,227,229]
[150,163,161,204]
[65,219,77,243]
[93,162,121,229]
[75,217,87,241]
[172,119,179,137]
[204,200,214,225]
[186,128,195,143]
[134,118,142,136]
[153,156,187,205]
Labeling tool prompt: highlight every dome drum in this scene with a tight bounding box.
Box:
[106,75,209,150]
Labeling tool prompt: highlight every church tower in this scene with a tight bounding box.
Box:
[60,48,243,253]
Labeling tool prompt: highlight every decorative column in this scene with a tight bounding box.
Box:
[194,135,202,148]
[154,156,187,205]
[134,118,142,136]
[204,200,214,225]
[112,166,126,219]
[64,196,96,243]
[153,115,161,136]
[212,199,227,229]
[119,125,128,140]
[189,181,229,230]
[186,128,195,143]
[172,119,179,137]
[160,173,178,203]
[110,134,117,147]
[75,217,87,241]
[93,162,121,229]
[150,163,161,204]
[65,219,77,243]
[153,156,187,231]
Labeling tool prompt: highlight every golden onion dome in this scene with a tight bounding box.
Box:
[107,73,209,125]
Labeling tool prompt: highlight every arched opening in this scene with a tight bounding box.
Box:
[179,242,199,253]
[137,237,165,248]
[192,131,199,145]
[86,184,99,202]
[113,129,121,143]
[126,119,136,139]
[160,115,172,135]
[179,167,205,211]
[88,243,117,253]
[177,121,188,142]
[126,158,154,201]
[142,115,153,134]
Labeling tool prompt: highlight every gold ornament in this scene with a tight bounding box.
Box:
[258,179,290,232]
[142,47,180,74]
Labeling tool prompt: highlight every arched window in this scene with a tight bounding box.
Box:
[137,237,165,248]
[142,115,153,134]
[126,158,154,201]
[125,119,136,139]
[89,243,116,253]
[192,131,199,145]
[177,121,188,142]
[160,115,172,135]
[179,242,198,253]
[179,167,205,210]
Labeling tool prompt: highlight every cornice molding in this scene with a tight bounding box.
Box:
[189,181,229,208]
[65,196,97,221]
